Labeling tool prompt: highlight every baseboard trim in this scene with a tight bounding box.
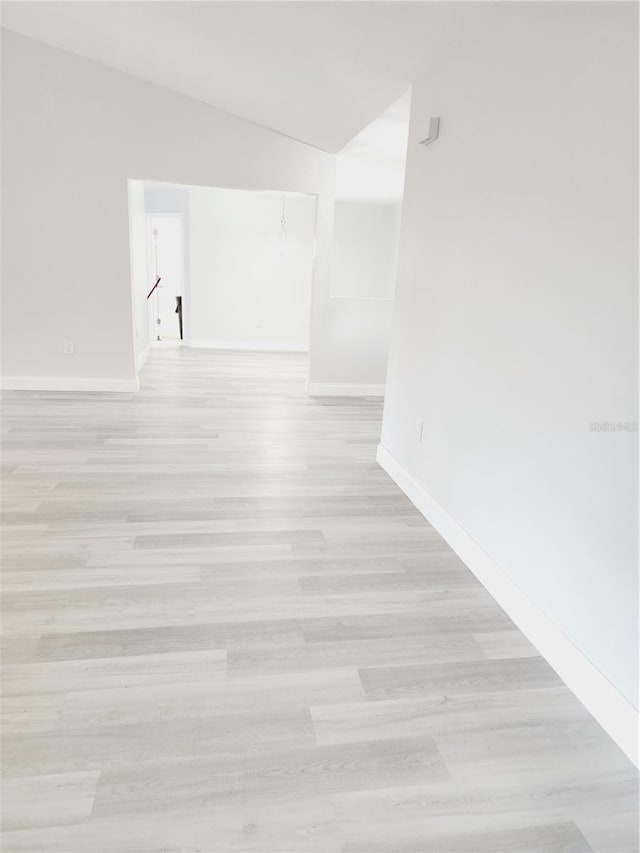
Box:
[185,339,307,353]
[0,375,139,393]
[136,344,151,373]
[306,382,385,398]
[376,441,639,766]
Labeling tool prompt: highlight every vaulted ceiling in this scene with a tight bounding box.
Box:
[1,1,493,152]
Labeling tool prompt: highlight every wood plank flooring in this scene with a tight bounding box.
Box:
[1,348,637,852]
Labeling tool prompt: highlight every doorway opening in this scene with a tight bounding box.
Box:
[146,213,184,343]
[128,179,318,379]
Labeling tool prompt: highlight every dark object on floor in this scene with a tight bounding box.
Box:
[175,295,183,340]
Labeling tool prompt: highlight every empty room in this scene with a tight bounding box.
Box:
[0,2,638,852]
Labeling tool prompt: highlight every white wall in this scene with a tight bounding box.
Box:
[335,155,407,205]
[307,296,394,396]
[307,213,396,394]
[127,180,149,369]
[1,29,333,390]
[187,188,316,351]
[308,109,408,395]
[380,2,638,747]
[334,90,409,204]
[331,201,402,299]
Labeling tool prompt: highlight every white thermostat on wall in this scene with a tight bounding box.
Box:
[419,117,440,146]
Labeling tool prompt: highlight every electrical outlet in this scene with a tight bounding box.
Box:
[416,418,424,442]
[63,340,75,355]
[256,320,263,329]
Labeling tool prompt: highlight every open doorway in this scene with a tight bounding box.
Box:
[146,214,184,343]
[129,180,317,377]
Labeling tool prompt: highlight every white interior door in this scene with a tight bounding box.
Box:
[146,214,184,341]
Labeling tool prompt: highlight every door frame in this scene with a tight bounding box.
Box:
[145,211,186,344]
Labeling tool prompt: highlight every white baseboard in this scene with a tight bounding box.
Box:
[185,339,307,353]
[376,441,639,767]
[136,344,151,373]
[306,382,385,398]
[0,375,139,393]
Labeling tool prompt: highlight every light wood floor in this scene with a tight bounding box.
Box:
[1,348,637,852]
